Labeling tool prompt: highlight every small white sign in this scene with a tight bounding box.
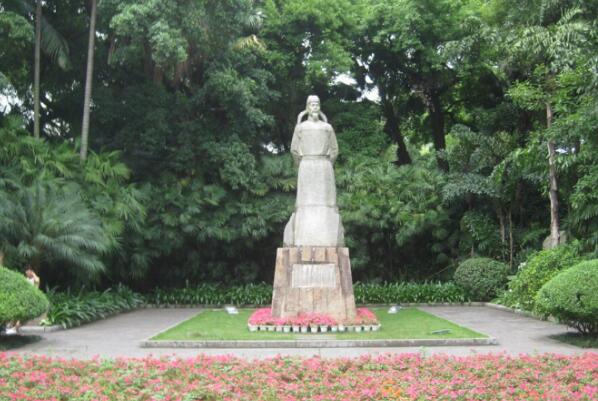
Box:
[225,306,239,314]
[291,263,336,288]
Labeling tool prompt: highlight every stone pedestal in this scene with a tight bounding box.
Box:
[271,247,356,322]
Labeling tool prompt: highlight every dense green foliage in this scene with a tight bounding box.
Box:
[0,266,49,329]
[454,258,509,301]
[44,285,144,328]
[0,0,597,289]
[536,260,598,335]
[501,244,581,311]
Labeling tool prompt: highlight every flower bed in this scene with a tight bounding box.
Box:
[247,307,380,333]
[0,353,596,400]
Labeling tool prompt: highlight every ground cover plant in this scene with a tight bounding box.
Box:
[151,307,484,341]
[44,285,144,328]
[0,353,596,400]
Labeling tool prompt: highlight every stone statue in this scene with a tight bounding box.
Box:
[272,96,356,321]
[283,95,345,247]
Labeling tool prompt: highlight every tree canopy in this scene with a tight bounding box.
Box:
[0,0,596,289]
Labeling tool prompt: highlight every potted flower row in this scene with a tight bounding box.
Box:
[247,308,381,333]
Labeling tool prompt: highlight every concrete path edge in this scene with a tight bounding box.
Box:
[139,337,498,349]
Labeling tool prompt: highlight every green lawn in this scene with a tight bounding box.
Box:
[152,307,486,341]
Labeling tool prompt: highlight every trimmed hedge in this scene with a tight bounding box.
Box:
[145,282,469,306]
[0,266,49,329]
[353,282,468,304]
[454,258,509,301]
[535,260,598,335]
[504,244,580,311]
[146,283,273,306]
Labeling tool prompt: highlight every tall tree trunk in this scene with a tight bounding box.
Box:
[508,207,514,270]
[496,205,506,245]
[546,102,560,248]
[33,0,42,138]
[382,100,411,166]
[429,93,448,172]
[80,0,97,161]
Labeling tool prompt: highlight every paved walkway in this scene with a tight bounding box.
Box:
[11,306,597,359]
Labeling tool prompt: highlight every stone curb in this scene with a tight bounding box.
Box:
[19,325,63,334]
[139,337,498,349]
[483,303,557,323]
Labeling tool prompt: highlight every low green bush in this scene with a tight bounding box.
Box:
[353,282,468,304]
[503,244,580,311]
[45,285,144,328]
[0,266,49,330]
[535,260,598,335]
[453,258,509,301]
[146,281,468,306]
[147,283,273,306]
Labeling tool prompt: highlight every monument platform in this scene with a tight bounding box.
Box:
[271,246,357,322]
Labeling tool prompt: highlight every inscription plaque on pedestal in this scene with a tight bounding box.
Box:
[291,264,336,288]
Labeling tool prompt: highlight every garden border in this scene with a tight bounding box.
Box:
[139,304,500,348]
[22,302,553,334]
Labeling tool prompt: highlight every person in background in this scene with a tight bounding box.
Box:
[25,268,40,288]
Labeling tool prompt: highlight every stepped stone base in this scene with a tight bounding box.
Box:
[271,247,356,322]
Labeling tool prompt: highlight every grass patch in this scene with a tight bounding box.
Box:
[152,307,485,341]
[550,332,598,348]
[0,335,42,350]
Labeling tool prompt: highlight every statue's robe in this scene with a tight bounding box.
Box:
[283,119,345,247]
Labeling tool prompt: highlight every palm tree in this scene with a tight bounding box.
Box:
[33,0,41,139]
[0,181,109,281]
[3,0,70,138]
[80,0,97,161]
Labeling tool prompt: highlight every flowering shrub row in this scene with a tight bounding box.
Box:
[0,353,596,400]
[248,307,379,327]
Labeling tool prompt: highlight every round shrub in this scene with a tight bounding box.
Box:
[0,266,49,330]
[454,257,509,301]
[535,260,598,335]
[506,244,580,311]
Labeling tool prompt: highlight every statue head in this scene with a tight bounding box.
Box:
[306,95,321,118]
[297,95,327,124]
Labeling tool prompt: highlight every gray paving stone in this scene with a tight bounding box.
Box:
[11,306,597,359]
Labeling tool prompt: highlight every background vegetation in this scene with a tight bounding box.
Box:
[1,0,597,294]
